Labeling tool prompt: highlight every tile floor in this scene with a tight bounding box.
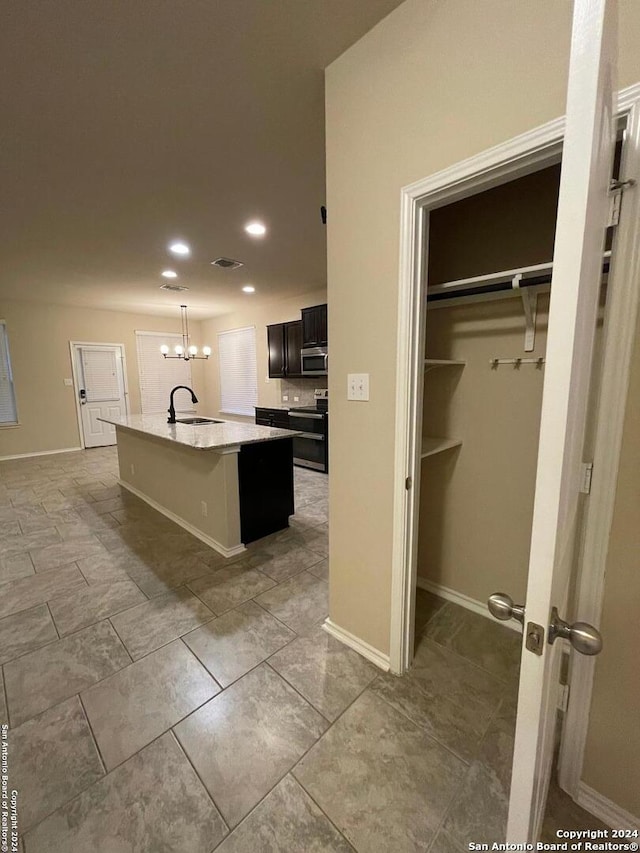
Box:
[0,446,605,852]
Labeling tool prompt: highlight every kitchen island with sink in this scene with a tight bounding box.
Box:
[99,414,301,556]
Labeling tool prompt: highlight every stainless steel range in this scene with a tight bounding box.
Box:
[288,389,328,473]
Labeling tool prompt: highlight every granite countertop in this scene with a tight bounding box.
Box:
[98,414,301,452]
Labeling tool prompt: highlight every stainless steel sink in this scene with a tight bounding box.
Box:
[175,417,223,425]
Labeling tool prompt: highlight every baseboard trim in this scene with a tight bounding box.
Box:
[575,782,640,831]
[0,446,83,462]
[416,576,520,633]
[322,618,390,672]
[117,479,246,559]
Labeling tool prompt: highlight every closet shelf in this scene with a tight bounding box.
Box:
[427,250,612,306]
[421,437,462,458]
[424,359,466,367]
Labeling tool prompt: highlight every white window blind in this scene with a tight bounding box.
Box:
[136,332,193,415]
[80,348,121,402]
[0,322,18,425]
[218,326,258,417]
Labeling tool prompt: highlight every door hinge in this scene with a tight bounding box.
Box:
[405,476,412,491]
[608,191,622,227]
[608,178,636,227]
[580,461,594,495]
[557,683,570,713]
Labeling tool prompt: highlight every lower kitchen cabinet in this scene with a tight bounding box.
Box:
[255,407,290,429]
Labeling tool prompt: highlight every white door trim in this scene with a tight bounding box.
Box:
[391,79,640,801]
[392,119,564,675]
[69,341,130,449]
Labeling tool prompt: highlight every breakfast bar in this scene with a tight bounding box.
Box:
[99,414,300,556]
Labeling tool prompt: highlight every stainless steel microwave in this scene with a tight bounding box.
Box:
[301,346,328,376]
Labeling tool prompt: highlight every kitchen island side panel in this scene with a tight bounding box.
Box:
[238,437,295,543]
[115,427,242,553]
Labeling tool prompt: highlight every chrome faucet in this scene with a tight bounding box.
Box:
[167,386,198,424]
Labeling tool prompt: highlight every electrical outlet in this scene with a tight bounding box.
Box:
[201,501,208,517]
[130,464,135,476]
[347,373,370,401]
[63,378,73,387]
[282,395,289,402]
[293,396,299,402]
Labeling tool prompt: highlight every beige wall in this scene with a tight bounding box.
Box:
[0,299,204,457]
[326,0,640,819]
[200,288,327,423]
[0,290,326,456]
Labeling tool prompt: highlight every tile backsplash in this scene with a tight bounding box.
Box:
[281,377,327,405]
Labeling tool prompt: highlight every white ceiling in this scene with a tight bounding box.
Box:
[1,0,404,319]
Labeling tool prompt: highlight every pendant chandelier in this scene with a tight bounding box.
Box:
[160,304,211,361]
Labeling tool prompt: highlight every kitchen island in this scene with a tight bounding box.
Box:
[99,414,301,556]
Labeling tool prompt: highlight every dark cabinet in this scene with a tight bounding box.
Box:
[285,320,302,376]
[301,304,327,348]
[267,324,286,378]
[255,407,290,429]
[238,438,294,543]
[267,320,303,378]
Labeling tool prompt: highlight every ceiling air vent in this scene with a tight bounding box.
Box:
[160,283,189,292]
[211,257,244,270]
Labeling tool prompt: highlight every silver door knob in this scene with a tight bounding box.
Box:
[488,593,525,625]
[548,607,603,655]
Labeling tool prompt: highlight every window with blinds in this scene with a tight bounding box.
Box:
[217,326,258,417]
[135,332,193,415]
[80,348,122,402]
[0,322,18,425]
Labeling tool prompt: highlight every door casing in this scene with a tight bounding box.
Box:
[69,341,130,449]
[391,80,640,809]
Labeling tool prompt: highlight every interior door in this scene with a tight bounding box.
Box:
[74,344,127,448]
[506,0,617,840]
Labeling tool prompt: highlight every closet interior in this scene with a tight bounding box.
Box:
[416,142,620,631]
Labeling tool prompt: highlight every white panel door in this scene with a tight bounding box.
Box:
[74,344,127,448]
[507,0,617,841]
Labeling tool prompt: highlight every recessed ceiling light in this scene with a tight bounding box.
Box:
[161,270,178,278]
[242,285,255,293]
[244,222,266,237]
[168,241,191,256]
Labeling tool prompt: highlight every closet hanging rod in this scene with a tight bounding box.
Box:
[427,252,611,304]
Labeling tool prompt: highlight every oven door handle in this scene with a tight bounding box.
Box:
[289,412,324,420]
[298,432,325,441]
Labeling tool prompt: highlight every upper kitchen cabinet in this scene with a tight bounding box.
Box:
[267,320,303,378]
[301,304,328,347]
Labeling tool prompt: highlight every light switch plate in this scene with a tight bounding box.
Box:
[347,373,370,401]
[63,378,73,387]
